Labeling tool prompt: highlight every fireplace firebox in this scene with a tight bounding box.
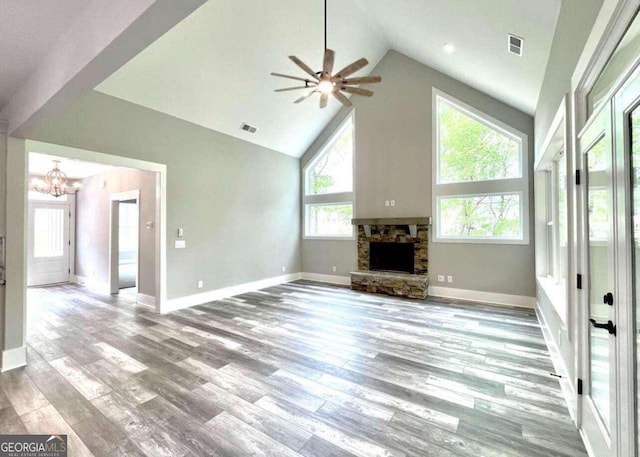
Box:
[369,242,415,274]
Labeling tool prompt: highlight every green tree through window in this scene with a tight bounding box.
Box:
[435,93,527,241]
[304,117,355,237]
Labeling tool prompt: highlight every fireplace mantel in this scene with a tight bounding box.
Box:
[351,217,431,238]
[351,217,431,226]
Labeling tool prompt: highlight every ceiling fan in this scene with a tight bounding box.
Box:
[270,0,381,109]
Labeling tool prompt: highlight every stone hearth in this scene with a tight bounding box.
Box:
[351,218,429,299]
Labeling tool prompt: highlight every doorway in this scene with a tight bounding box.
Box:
[577,52,640,457]
[118,199,139,291]
[109,191,140,295]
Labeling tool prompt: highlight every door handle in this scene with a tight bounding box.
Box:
[603,292,614,306]
[589,319,616,336]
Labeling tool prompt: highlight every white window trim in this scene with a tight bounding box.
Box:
[303,112,355,240]
[432,88,530,245]
[534,96,569,326]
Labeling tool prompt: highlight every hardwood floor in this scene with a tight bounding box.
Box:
[0,281,586,456]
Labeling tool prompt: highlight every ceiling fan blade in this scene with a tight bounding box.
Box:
[289,56,319,79]
[341,86,374,97]
[294,90,316,104]
[271,72,312,83]
[333,58,369,79]
[323,48,335,76]
[275,86,314,92]
[333,91,352,107]
[320,93,329,109]
[342,75,381,85]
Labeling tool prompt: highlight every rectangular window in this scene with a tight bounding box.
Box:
[33,207,65,258]
[433,89,529,244]
[306,203,353,237]
[437,193,523,240]
[303,115,355,239]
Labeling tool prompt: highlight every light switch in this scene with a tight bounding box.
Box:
[177,228,184,238]
[174,240,186,249]
[390,200,395,207]
[385,200,390,207]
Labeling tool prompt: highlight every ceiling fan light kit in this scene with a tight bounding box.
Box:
[271,0,381,109]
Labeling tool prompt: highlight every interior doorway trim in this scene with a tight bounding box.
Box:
[24,140,167,313]
[109,189,140,296]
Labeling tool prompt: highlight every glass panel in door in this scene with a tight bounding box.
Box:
[586,135,614,431]
[632,106,640,452]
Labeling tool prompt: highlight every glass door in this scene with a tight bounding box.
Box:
[616,64,640,457]
[580,103,617,457]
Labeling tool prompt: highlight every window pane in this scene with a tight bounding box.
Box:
[307,120,353,195]
[587,11,640,116]
[306,204,353,237]
[33,207,65,258]
[438,98,521,183]
[556,153,568,287]
[438,193,522,239]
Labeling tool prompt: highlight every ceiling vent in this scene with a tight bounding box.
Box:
[508,34,523,56]
[240,122,258,134]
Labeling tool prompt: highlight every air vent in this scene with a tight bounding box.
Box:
[240,122,258,134]
[508,34,523,56]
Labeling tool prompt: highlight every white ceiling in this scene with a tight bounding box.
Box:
[354,0,562,115]
[93,0,562,158]
[95,0,388,157]
[0,0,93,112]
[29,152,116,179]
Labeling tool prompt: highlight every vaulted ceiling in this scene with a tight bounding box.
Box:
[3,1,562,158]
[0,0,94,110]
[96,0,561,158]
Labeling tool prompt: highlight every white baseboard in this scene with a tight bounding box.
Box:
[163,273,302,313]
[428,285,536,309]
[2,346,26,372]
[70,274,82,284]
[300,272,351,285]
[70,275,110,294]
[136,293,156,308]
[535,303,577,422]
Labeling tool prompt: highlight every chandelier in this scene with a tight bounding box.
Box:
[31,160,81,198]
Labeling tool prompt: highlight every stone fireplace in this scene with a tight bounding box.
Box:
[351,218,429,299]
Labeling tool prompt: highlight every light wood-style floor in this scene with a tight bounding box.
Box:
[0,281,586,456]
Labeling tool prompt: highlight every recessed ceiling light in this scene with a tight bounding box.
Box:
[443,43,456,54]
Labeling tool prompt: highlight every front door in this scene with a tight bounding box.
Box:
[580,102,617,456]
[27,201,70,286]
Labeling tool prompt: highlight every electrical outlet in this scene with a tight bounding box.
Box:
[390,200,395,207]
[447,275,453,283]
[332,266,337,272]
[385,200,390,207]
[437,275,445,282]
[282,266,286,273]
[197,280,204,289]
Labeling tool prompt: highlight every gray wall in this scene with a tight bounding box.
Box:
[76,167,157,297]
[302,50,536,297]
[534,0,603,153]
[29,91,301,300]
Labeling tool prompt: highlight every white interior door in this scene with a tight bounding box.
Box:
[579,103,618,457]
[28,201,70,286]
